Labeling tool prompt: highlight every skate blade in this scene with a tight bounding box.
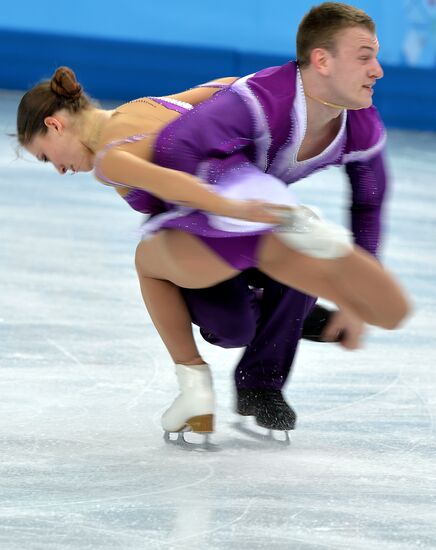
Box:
[232,419,291,447]
[163,431,219,452]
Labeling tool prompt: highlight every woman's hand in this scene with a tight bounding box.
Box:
[221,199,295,224]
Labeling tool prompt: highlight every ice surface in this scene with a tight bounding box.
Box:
[1,90,435,549]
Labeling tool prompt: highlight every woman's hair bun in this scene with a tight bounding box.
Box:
[50,66,82,99]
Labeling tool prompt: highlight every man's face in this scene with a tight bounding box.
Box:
[326,26,383,109]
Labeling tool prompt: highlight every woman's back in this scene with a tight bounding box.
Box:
[97,97,184,165]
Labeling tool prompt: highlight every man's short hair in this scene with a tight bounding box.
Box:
[296,2,376,68]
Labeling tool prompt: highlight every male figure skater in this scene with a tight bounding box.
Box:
[152,1,386,432]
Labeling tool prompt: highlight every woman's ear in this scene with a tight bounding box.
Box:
[44,116,64,134]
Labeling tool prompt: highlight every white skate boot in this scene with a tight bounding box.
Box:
[162,363,215,449]
[275,205,353,259]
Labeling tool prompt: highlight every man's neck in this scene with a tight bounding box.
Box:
[299,69,344,134]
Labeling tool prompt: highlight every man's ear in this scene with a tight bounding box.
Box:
[44,116,64,134]
[310,48,332,76]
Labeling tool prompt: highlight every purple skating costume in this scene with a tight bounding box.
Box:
[150,62,387,257]
[94,96,294,270]
[95,64,388,392]
[95,63,386,269]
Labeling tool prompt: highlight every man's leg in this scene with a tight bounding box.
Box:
[181,272,322,432]
[302,304,338,342]
[234,274,316,390]
[181,274,260,350]
[234,273,316,430]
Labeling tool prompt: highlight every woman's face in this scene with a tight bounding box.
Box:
[26,115,94,174]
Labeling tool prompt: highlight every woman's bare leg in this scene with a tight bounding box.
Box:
[135,229,409,434]
[135,231,240,434]
[135,231,239,363]
[136,276,203,364]
[136,230,410,360]
[257,234,410,329]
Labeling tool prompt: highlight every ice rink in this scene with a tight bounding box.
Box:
[1,89,435,549]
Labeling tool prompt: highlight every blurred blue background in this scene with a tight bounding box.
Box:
[1,0,436,129]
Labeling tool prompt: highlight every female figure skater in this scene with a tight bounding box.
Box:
[16,67,410,438]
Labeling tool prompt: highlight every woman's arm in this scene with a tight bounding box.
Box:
[96,147,283,223]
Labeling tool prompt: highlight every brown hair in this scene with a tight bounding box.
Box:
[16,66,95,145]
[296,2,376,68]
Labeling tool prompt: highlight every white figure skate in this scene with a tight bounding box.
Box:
[275,205,353,259]
[162,363,216,449]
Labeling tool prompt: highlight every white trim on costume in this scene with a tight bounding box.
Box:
[140,207,195,239]
[269,68,347,180]
[342,131,387,164]
[232,74,271,172]
[150,96,194,111]
[196,81,228,88]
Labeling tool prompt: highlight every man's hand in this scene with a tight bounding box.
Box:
[322,309,366,350]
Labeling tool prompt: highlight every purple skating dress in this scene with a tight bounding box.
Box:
[94,92,298,270]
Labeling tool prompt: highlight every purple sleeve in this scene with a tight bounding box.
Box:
[345,151,388,256]
[153,88,254,176]
[121,188,169,215]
